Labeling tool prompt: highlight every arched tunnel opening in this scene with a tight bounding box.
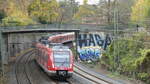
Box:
[0,29,79,74]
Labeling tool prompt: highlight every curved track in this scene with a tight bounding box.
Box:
[14,49,73,84]
[13,49,115,84]
[12,31,118,84]
[14,49,34,84]
[74,64,111,84]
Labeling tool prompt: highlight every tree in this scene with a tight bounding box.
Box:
[107,0,111,24]
[28,0,59,24]
[131,0,150,28]
[117,0,135,25]
[73,0,94,23]
[0,0,5,9]
[0,10,5,22]
[93,0,134,26]
[0,0,6,22]
[101,32,150,83]
[58,0,78,23]
[96,0,113,25]
[1,1,34,26]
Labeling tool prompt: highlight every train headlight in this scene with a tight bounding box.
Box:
[48,66,51,68]
[52,64,54,68]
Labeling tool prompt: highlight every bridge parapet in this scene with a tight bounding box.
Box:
[0,24,135,32]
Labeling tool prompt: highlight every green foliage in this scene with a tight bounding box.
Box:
[73,0,94,23]
[131,0,150,28]
[135,49,150,83]
[2,16,34,26]
[0,10,5,22]
[83,0,88,5]
[101,32,150,83]
[58,0,78,23]
[0,1,35,26]
[137,72,149,81]
[70,46,77,60]
[28,0,59,24]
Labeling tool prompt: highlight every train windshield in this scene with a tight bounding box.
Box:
[54,51,70,67]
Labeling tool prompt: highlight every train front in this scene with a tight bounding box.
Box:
[47,45,74,78]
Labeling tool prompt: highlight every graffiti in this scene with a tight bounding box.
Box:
[79,46,103,61]
[77,33,112,61]
[78,33,112,50]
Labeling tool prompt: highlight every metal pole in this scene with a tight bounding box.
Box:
[75,31,79,61]
[114,0,119,70]
[113,0,119,71]
[116,0,119,69]
[0,30,1,73]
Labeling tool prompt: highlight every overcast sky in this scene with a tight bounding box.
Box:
[58,0,99,5]
[76,0,99,5]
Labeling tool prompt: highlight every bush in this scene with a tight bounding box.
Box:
[100,32,150,83]
[0,10,6,22]
[1,16,35,26]
[135,49,150,82]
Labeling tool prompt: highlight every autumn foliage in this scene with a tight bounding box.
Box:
[131,0,150,28]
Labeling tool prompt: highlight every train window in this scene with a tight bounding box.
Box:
[49,43,63,46]
[52,46,69,49]
[53,51,70,67]
[45,44,49,47]
[41,40,49,45]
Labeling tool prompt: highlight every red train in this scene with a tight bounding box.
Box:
[35,39,74,78]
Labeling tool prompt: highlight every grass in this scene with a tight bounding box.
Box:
[80,61,144,84]
[107,71,133,80]
[0,65,9,84]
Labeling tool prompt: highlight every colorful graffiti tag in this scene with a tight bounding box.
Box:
[43,32,112,62]
[78,46,103,61]
[78,33,112,50]
[78,33,112,61]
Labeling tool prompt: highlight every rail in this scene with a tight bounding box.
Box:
[74,63,125,84]
[14,48,34,84]
[74,65,110,84]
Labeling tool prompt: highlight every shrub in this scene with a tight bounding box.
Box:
[135,49,150,82]
[2,16,35,26]
[0,10,6,22]
[100,32,150,83]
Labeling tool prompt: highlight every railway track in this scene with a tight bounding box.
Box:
[13,48,114,84]
[14,49,35,84]
[74,64,112,84]
[54,80,72,84]
[30,60,73,84]
[14,49,74,84]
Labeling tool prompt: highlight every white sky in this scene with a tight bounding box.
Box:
[58,0,99,5]
[76,0,99,5]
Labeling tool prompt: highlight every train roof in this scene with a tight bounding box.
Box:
[40,42,69,49]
